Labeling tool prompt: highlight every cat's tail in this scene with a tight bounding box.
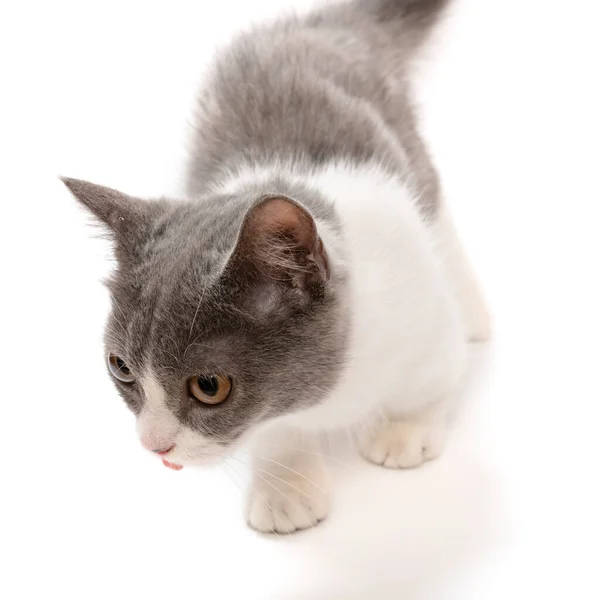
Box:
[357,0,451,52]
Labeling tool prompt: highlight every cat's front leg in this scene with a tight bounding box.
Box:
[245,429,330,534]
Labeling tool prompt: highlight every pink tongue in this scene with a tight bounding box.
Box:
[162,459,183,471]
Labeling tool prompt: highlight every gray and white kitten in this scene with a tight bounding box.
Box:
[64,0,490,534]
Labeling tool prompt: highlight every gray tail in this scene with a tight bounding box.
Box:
[360,0,451,49]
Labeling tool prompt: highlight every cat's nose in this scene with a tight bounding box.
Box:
[140,435,175,454]
[139,429,176,455]
[151,444,175,456]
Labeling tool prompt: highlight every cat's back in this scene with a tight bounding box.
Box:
[187,2,433,195]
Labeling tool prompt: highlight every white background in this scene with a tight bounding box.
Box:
[2,0,600,598]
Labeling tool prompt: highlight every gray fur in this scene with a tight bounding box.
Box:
[64,0,448,444]
[188,0,449,214]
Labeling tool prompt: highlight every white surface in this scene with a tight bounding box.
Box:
[2,1,600,598]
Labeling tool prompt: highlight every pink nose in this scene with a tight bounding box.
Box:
[150,444,175,456]
[140,437,175,455]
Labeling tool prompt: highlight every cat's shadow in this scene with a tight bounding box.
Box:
[271,343,503,600]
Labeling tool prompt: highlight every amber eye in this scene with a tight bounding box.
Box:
[188,374,232,405]
[108,354,135,383]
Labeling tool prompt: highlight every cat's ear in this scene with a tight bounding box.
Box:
[225,195,329,311]
[62,177,162,253]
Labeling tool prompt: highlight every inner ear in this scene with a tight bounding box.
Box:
[231,195,329,291]
[249,197,315,251]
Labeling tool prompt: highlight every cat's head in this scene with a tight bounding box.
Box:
[64,178,347,468]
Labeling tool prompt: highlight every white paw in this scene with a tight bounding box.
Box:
[246,461,330,534]
[360,418,446,469]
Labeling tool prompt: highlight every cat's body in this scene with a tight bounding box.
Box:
[64,0,490,534]
[221,162,466,430]
[188,0,444,216]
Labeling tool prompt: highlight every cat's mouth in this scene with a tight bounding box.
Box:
[162,459,183,471]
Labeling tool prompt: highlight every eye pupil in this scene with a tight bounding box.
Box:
[188,374,232,405]
[197,376,219,396]
[116,357,130,375]
[108,354,135,383]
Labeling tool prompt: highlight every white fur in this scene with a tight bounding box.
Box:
[138,372,230,466]
[246,427,330,533]
[434,202,492,342]
[141,161,489,531]
[137,373,179,453]
[222,161,469,428]
[358,400,448,468]
[220,160,488,532]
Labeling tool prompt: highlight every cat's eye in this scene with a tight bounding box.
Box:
[108,354,135,383]
[188,374,232,405]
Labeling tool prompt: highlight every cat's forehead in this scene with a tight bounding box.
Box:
[107,275,239,374]
[105,197,248,361]
[121,192,253,288]
[149,198,244,263]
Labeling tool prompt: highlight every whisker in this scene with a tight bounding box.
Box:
[222,462,282,539]
[111,297,128,323]
[252,456,329,496]
[184,341,219,354]
[224,459,286,537]
[220,463,245,494]
[188,433,356,470]
[105,330,127,347]
[228,456,313,500]
[249,466,315,534]
[245,444,354,470]
[184,323,220,360]
[187,281,208,342]
[109,317,128,336]
[276,446,354,469]
[162,348,184,367]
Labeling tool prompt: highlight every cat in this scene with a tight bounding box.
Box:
[63,0,490,534]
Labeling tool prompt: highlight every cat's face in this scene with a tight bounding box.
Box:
[64,178,347,469]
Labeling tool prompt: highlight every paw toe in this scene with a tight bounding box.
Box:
[246,477,329,534]
[360,419,446,470]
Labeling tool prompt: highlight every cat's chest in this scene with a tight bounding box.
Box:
[282,324,415,431]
